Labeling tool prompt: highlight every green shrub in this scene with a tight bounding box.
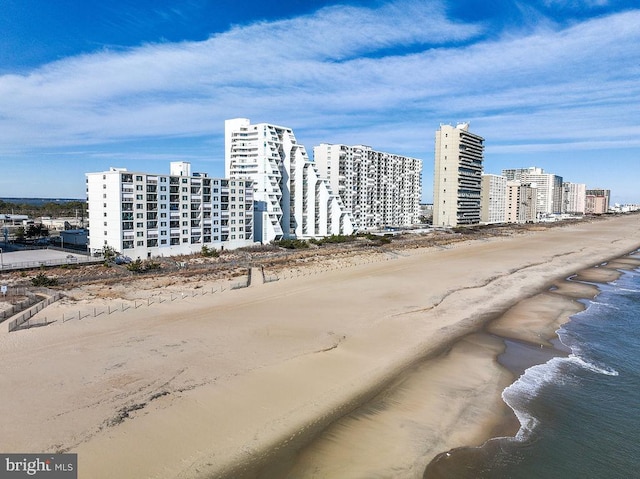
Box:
[272,239,309,249]
[31,272,58,287]
[201,245,219,257]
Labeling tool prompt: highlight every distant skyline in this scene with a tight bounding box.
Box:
[0,0,638,204]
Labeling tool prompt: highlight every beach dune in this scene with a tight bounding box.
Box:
[1,215,639,478]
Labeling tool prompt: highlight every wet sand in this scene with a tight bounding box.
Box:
[0,215,639,479]
[424,252,640,478]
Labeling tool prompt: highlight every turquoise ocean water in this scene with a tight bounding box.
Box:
[428,262,640,478]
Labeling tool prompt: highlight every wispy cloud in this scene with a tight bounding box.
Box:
[0,0,638,178]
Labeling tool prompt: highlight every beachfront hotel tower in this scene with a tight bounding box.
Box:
[86,162,254,258]
[480,173,507,224]
[313,144,422,231]
[562,182,587,215]
[502,167,563,217]
[433,123,484,227]
[224,118,354,243]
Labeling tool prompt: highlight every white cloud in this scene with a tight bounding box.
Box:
[542,0,610,8]
[0,0,638,170]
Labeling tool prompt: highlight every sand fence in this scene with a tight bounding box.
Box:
[5,246,426,332]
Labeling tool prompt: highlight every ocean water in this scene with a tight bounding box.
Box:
[427,265,640,478]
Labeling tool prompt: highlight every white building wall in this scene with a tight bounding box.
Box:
[87,164,253,258]
[481,174,507,224]
[314,144,422,231]
[225,118,353,243]
[563,182,586,214]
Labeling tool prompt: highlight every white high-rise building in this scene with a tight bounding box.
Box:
[502,167,563,216]
[225,118,353,243]
[313,144,422,230]
[86,162,254,258]
[562,182,586,214]
[480,174,507,224]
[433,123,484,227]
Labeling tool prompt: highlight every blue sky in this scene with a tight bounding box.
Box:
[0,0,638,204]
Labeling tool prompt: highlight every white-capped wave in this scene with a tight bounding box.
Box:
[502,357,566,440]
[502,351,618,442]
[568,355,619,376]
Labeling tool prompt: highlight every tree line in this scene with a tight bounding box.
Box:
[0,199,86,218]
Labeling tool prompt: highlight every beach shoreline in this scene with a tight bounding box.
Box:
[424,251,640,478]
[1,215,639,478]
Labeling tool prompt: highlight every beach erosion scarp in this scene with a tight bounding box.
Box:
[0,215,639,478]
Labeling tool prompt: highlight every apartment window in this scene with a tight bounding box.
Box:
[103,221,107,226]
[136,175,143,181]
[136,185,143,191]
[103,231,107,235]
[161,239,167,245]
[182,213,188,218]
[136,204,143,209]
[137,232,144,237]
[103,212,107,217]
[103,203,107,207]
[136,194,143,200]
[137,241,144,246]
[136,222,143,228]
[136,213,143,219]
[103,184,106,189]
[103,194,107,199]
[103,175,106,180]
[182,238,188,243]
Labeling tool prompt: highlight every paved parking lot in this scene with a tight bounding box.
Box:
[0,248,95,271]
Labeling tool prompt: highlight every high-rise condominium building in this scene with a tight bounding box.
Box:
[433,123,484,227]
[86,162,254,258]
[480,174,506,224]
[502,167,563,216]
[585,189,611,214]
[313,144,422,231]
[562,182,586,214]
[224,118,353,243]
[505,181,538,223]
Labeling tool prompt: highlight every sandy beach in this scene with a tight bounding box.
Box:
[1,215,640,478]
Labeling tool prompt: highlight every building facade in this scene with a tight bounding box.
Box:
[433,123,484,227]
[562,182,586,214]
[505,181,538,223]
[502,167,563,216]
[86,162,254,258]
[585,189,611,214]
[313,144,422,230]
[480,174,507,224]
[225,118,353,243]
